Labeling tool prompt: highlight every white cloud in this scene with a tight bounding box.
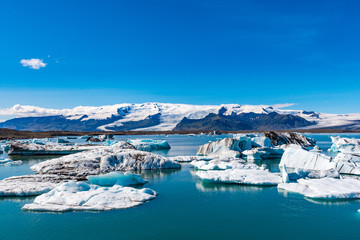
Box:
[20,58,47,69]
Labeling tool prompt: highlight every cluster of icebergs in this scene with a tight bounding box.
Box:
[1,133,360,213]
[277,136,360,201]
[0,140,181,212]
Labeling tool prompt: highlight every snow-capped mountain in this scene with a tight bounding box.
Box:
[0,103,359,131]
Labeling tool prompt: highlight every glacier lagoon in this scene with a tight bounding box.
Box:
[1,134,360,240]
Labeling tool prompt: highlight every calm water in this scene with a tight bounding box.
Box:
[1,133,360,240]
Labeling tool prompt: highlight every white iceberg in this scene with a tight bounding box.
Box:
[31,142,181,180]
[7,141,96,156]
[196,166,281,186]
[278,178,360,199]
[191,159,245,171]
[22,182,157,212]
[87,172,147,187]
[329,136,360,154]
[279,145,335,171]
[333,153,360,175]
[127,139,171,152]
[0,175,64,197]
[196,138,251,158]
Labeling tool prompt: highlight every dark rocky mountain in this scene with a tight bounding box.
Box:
[173,112,315,131]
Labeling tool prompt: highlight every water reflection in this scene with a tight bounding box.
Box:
[278,188,360,206]
[0,196,35,203]
[140,168,181,180]
[196,180,274,192]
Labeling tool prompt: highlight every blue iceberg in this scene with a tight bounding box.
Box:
[87,172,147,187]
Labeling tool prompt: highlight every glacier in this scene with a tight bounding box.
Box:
[1,102,360,131]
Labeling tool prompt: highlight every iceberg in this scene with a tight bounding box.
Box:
[196,165,281,186]
[191,159,245,171]
[31,142,181,180]
[264,132,315,147]
[22,181,157,212]
[279,145,335,171]
[333,153,360,175]
[329,136,360,154]
[0,175,65,197]
[196,138,251,158]
[278,178,360,199]
[87,172,147,187]
[127,139,171,152]
[7,141,93,156]
[196,132,310,159]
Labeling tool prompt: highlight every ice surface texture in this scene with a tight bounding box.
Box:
[22,182,157,212]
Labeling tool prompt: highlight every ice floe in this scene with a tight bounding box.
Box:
[87,172,147,187]
[196,165,281,186]
[7,141,96,156]
[0,175,66,197]
[278,178,360,199]
[22,182,157,212]
[191,159,245,171]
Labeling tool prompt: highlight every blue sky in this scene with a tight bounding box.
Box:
[0,0,359,116]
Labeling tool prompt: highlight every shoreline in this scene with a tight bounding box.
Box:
[1,128,360,140]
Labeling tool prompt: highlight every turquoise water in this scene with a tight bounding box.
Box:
[1,134,360,240]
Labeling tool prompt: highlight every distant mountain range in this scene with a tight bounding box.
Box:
[0,103,359,132]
